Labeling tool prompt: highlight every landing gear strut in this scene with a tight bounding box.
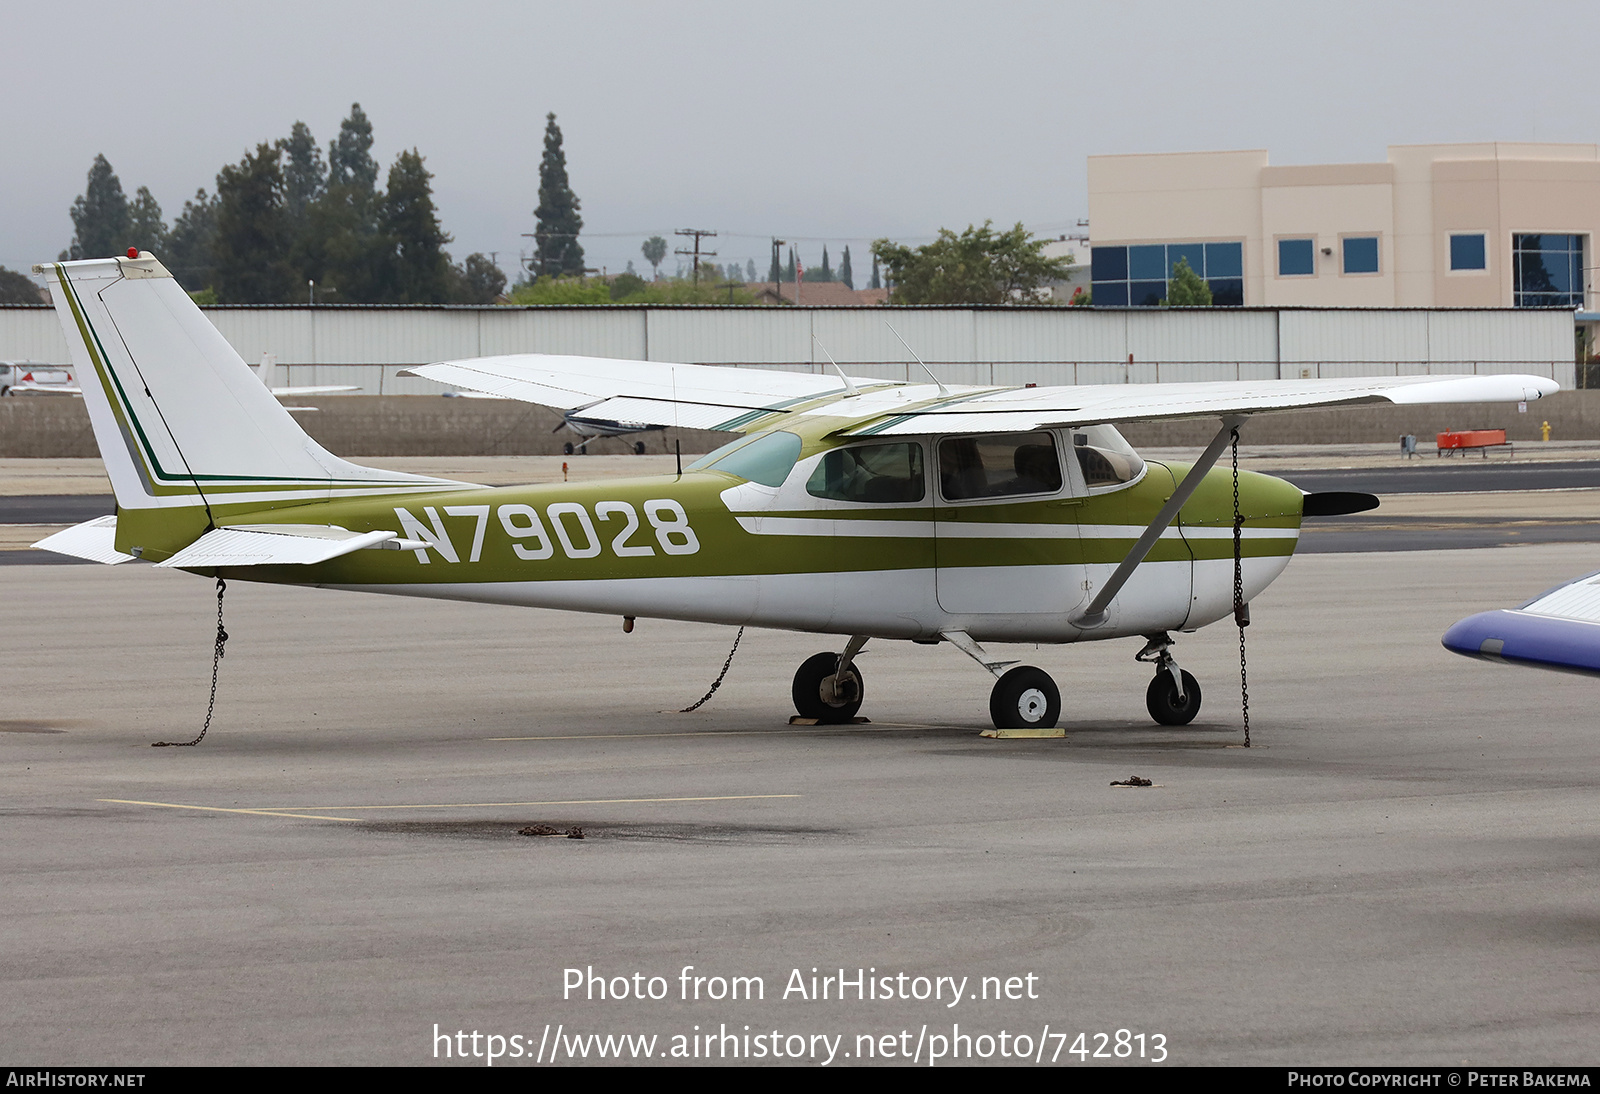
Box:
[1136,633,1201,725]
[942,629,1062,730]
[792,636,868,723]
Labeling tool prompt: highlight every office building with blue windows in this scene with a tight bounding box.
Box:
[1087,143,1600,310]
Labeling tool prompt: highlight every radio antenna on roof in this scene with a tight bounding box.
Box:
[812,335,859,397]
[884,322,950,397]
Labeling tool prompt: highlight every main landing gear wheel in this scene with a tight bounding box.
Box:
[562,442,575,455]
[792,652,865,723]
[989,666,1061,730]
[1146,670,1201,726]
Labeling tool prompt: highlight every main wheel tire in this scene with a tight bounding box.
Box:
[1146,669,1202,726]
[989,666,1061,730]
[792,652,865,723]
[633,441,647,455]
[562,442,574,455]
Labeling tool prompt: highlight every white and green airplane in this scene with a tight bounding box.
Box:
[31,252,1558,730]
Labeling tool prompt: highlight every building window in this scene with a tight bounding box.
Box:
[1342,236,1379,275]
[1277,238,1315,277]
[1089,241,1244,306]
[1513,234,1585,308]
[1450,233,1487,271]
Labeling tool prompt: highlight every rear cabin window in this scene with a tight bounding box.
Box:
[937,432,1063,501]
[806,442,925,503]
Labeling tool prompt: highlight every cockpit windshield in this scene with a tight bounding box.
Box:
[1070,424,1145,489]
[687,430,802,487]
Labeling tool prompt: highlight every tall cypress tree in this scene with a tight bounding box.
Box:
[839,246,854,289]
[382,149,452,303]
[533,113,584,278]
[65,155,131,259]
[328,104,378,190]
[280,121,327,227]
[317,104,386,302]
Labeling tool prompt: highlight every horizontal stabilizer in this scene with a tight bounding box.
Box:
[32,516,136,564]
[157,524,407,568]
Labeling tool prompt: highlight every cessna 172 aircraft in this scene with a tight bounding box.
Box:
[32,252,1559,730]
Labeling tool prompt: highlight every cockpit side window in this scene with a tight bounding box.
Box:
[938,432,1063,501]
[1071,424,1145,490]
[806,442,925,503]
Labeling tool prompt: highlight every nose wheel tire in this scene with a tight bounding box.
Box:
[1146,670,1202,726]
[792,652,865,723]
[989,666,1061,730]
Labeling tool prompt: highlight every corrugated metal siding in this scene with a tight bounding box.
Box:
[1280,311,1430,364]
[1426,310,1573,365]
[976,309,1125,362]
[1126,310,1279,364]
[209,309,316,364]
[0,305,1576,390]
[477,309,646,358]
[813,309,978,363]
[0,308,69,360]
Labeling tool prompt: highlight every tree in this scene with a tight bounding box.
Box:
[533,113,584,278]
[839,246,854,289]
[1161,258,1213,306]
[310,104,388,302]
[0,266,43,303]
[448,253,507,303]
[65,154,131,260]
[126,187,168,255]
[328,104,378,191]
[279,121,327,228]
[871,221,1073,305]
[868,253,881,290]
[381,149,451,302]
[212,143,296,303]
[166,188,219,292]
[746,259,757,282]
[641,235,667,279]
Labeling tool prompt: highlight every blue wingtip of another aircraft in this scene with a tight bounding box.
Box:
[1442,610,1600,678]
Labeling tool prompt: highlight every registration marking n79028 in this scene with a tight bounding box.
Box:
[394,500,700,564]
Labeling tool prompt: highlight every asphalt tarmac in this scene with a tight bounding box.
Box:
[4,542,1599,1066]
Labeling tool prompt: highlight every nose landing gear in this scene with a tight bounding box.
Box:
[1136,633,1201,725]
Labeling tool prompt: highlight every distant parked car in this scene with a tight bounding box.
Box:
[0,360,78,395]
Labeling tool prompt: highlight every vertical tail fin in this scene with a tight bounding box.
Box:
[34,254,460,558]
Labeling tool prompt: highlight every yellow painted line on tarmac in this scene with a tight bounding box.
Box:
[99,798,362,822]
[255,794,803,812]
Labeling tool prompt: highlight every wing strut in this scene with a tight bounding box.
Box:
[1075,415,1246,627]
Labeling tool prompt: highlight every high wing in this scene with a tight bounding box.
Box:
[1443,572,1600,677]
[403,354,1558,435]
[401,354,870,433]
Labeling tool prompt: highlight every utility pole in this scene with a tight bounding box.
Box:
[770,237,785,301]
[675,228,717,283]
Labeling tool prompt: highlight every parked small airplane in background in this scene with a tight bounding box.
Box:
[1443,572,1600,677]
[254,353,358,400]
[31,252,1559,730]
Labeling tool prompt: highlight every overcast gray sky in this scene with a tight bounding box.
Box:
[4,0,1595,283]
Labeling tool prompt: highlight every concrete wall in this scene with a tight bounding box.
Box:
[6,391,1596,459]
